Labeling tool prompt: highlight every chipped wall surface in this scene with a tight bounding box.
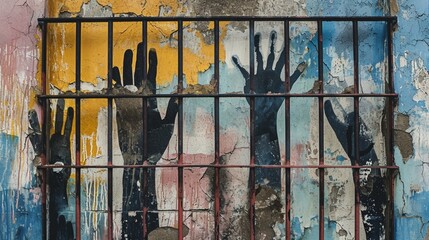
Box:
[1,0,429,239]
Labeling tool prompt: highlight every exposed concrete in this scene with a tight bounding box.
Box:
[395,113,414,162]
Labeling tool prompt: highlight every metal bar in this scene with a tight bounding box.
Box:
[317,20,325,240]
[38,92,399,99]
[142,19,149,240]
[249,19,256,240]
[75,20,82,240]
[40,20,48,240]
[283,20,292,240]
[107,20,113,240]
[177,20,184,240]
[214,19,221,240]
[38,16,397,23]
[386,19,396,240]
[37,164,400,169]
[352,20,360,240]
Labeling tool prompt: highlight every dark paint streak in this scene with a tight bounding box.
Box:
[112,44,178,239]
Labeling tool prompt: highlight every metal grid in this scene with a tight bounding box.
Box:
[37,16,398,240]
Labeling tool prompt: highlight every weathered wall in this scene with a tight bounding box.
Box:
[0,0,428,239]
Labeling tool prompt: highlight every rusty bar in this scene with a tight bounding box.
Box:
[107,20,113,240]
[317,20,325,240]
[37,163,399,169]
[248,19,256,240]
[39,16,397,23]
[214,19,221,240]
[142,19,149,240]
[352,20,361,240]
[386,19,396,240]
[75,20,82,240]
[40,20,48,240]
[283,19,291,240]
[38,92,398,99]
[177,19,184,240]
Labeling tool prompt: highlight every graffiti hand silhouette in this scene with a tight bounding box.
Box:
[28,99,74,239]
[112,43,178,237]
[112,43,178,163]
[232,30,307,190]
[324,99,387,240]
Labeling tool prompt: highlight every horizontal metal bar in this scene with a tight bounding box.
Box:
[38,93,398,99]
[37,164,399,169]
[38,16,397,24]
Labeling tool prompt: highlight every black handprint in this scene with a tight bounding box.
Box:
[325,99,387,240]
[112,43,178,238]
[28,99,75,240]
[233,31,307,191]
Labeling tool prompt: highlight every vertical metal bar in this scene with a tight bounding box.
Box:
[386,19,395,240]
[317,20,325,240]
[283,20,291,240]
[177,19,184,240]
[75,20,82,240]
[249,19,256,240]
[107,20,114,240]
[40,20,48,240]
[142,20,149,240]
[214,19,221,240]
[352,20,361,240]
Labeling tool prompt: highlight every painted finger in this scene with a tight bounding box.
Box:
[123,49,133,86]
[162,97,179,125]
[64,107,74,139]
[290,62,307,88]
[55,99,65,135]
[112,66,122,87]
[232,55,250,80]
[147,48,157,94]
[134,42,145,88]
[254,33,264,75]
[275,48,285,74]
[28,110,43,155]
[266,30,277,70]
[324,100,348,146]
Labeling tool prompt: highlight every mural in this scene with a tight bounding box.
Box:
[2,0,429,239]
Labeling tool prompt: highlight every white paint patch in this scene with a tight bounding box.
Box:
[412,58,429,108]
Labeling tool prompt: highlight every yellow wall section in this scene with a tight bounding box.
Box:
[44,0,227,163]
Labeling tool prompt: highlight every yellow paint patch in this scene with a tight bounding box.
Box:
[42,0,228,162]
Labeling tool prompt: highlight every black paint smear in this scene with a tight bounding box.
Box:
[325,100,387,239]
[28,99,75,240]
[233,31,306,191]
[113,44,178,238]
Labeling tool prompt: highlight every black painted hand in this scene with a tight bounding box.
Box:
[112,43,178,164]
[28,99,74,239]
[113,43,178,237]
[49,99,73,211]
[232,31,307,190]
[232,31,307,135]
[324,99,386,239]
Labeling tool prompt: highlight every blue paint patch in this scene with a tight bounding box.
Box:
[0,189,41,240]
[335,155,347,162]
[0,132,19,190]
[292,216,338,239]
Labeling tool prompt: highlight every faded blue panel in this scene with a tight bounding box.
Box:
[0,132,18,189]
[0,190,42,240]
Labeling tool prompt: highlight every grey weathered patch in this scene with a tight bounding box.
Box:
[394,113,414,162]
[148,225,189,240]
